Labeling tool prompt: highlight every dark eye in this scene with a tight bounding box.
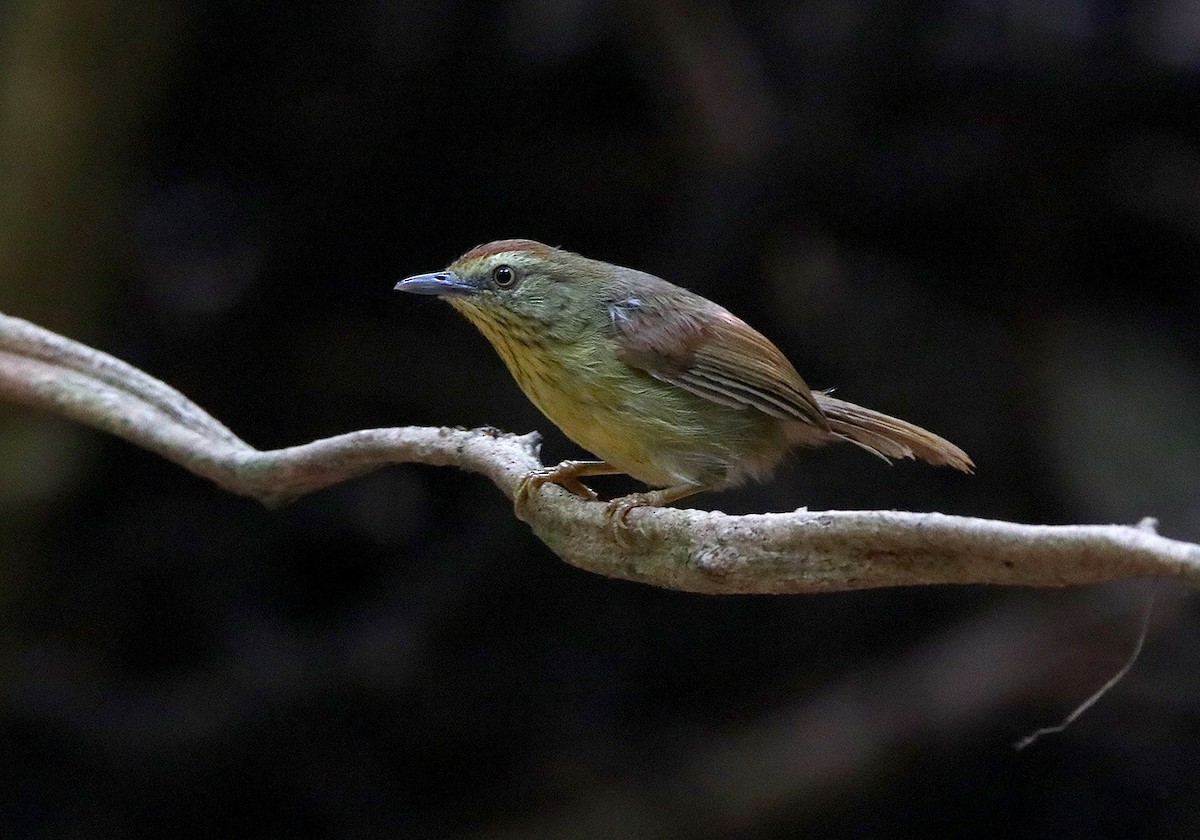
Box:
[492,265,517,288]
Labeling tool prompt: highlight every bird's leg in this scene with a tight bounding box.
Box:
[514,459,623,520]
[604,484,705,548]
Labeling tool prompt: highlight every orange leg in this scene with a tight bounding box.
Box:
[514,459,624,519]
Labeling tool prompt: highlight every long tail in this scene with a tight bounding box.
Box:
[812,393,974,473]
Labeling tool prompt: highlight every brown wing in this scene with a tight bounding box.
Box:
[608,281,829,430]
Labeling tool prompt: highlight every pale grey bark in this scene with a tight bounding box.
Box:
[2,311,1197,594]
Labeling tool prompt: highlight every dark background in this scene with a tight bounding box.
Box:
[2,1,1199,837]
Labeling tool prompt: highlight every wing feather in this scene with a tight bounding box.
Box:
[608,283,828,430]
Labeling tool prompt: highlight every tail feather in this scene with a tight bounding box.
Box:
[813,393,974,473]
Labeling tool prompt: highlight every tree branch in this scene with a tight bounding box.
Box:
[2,311,1197,593]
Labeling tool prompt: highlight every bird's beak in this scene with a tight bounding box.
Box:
[393,271,476,297]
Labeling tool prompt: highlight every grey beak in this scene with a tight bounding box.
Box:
[393,271,475,297]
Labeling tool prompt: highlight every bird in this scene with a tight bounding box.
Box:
[395,239,972,536]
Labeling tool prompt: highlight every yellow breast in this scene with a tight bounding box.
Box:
[452,300,785,488]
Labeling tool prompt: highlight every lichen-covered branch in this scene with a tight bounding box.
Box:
[2,311,1198,594]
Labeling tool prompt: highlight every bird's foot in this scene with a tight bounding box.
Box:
[602,484,705,548]
[603,492,654,548]
[513,460,604,521]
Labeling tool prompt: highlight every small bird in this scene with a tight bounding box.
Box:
[396,240,972,533]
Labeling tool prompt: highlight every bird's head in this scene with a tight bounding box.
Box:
[395,239,611,342]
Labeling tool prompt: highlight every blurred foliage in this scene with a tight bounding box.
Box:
[1,0,1198,837]
[0,0,176,641]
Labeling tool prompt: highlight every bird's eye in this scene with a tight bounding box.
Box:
[492,265,517,289]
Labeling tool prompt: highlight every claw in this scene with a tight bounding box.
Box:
[603,493,651,548]
[515,464,699,545]
[602,484,706,548]
[514,467,557,520]
[513,460,608,521]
